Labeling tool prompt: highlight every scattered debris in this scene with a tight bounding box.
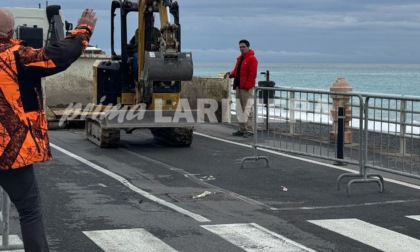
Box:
[198,175,216,182]
[192,191,212,199]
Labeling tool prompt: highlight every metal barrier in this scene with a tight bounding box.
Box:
[240,87,364,166]
[0,188,24,251]
[362,94,420,179]
[241,86,388,193]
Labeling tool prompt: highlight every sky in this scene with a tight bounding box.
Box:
[3,0,420,64]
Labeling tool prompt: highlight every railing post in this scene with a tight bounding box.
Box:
[1,188,10,247]
[399,100,406,155]
[289,91,295,135]
[1,187,25,251]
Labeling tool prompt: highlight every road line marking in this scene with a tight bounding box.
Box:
[406,215,420,222]
[194,132,420,190]
[83,228,177,252]
[120,147,279,211]
[308,218,420,252]
[50,143,211,223]
[274,199,420,211]
[202,223,316,252]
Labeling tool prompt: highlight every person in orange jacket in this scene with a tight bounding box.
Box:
[0,8,97,251]
[224,39,258,138]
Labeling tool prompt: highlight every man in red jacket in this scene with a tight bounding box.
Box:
[224,39,258,138]
[0,8,97,251]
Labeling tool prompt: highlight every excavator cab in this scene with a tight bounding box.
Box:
[87,0,194,147]
[108,0,192,104]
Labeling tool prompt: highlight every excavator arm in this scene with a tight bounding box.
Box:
[137,0,193,81]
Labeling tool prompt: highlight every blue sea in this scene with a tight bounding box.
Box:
[193,63,420,96]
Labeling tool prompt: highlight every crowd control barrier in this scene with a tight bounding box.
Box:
[0,188,24,251]
[240,86,391,194]
[361,93,420,180]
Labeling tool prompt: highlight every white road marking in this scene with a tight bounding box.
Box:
[120,147,279,211]
[406,215,420,222]
[308,218,420,252]
[202,223,316,252]
[274,199,420,211]
[194,131,420,190]
[83,228,177,252]
[50,143,211,223]
[0,235,24,252]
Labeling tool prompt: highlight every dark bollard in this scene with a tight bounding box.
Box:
[334,107,345,165]
[258,72,275,131]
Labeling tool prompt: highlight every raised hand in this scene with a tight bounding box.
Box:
[77,8,97,33]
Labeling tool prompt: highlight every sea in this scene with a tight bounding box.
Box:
[193,62,420,133]
[193,63,420,96]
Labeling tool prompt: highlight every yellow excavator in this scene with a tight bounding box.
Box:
[86,0,194,147]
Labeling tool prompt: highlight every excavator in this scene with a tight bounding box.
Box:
[86,0,194,147]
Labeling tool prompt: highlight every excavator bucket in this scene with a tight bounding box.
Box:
[142,51,193,81]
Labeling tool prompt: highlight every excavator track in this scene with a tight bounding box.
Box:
[150,127,193,147]
[85,118,120,147]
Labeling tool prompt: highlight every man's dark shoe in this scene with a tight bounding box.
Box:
[243,132,254,138]
[232,130,244,136]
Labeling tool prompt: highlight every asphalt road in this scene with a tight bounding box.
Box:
[4,123,420,252]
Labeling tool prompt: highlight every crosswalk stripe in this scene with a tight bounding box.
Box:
[202,223,316,252]
[0,235,24,252]
[83,228,177,252]
[406,215,420,222]
[308,218,420,252]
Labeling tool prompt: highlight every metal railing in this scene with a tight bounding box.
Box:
[362,93,420,179]
[0,188,24,251]
[240,86,420,193]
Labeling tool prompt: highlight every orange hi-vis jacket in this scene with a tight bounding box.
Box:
[0,25,92,170]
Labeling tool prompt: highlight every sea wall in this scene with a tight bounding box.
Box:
[42,55,230,123]
[42,55,111,108]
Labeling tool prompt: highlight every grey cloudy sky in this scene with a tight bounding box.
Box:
[3,0,420,64]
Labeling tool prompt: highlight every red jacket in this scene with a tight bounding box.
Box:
[0,26,92,170]
[229,49,258,90]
